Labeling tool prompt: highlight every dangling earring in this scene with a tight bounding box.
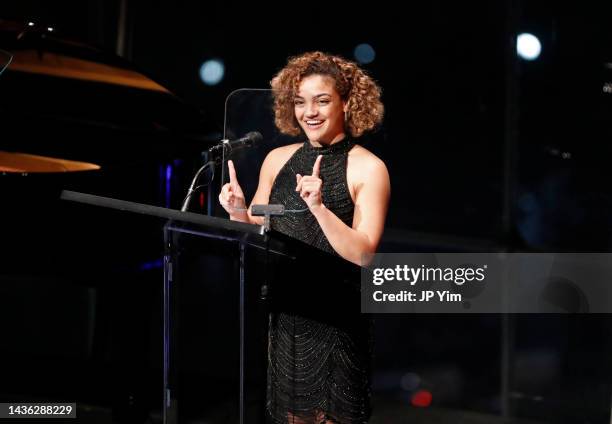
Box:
[344,110,349,124]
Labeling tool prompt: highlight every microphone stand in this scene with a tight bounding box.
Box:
[181,133,259,214]
[180,158,215,213]
[180,140,228,213]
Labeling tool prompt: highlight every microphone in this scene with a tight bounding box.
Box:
[210,131,262,158]
[180,131,262,213]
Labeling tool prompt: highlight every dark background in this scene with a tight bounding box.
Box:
[2,0,612,423]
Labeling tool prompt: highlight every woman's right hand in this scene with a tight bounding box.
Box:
[218,160,249,221]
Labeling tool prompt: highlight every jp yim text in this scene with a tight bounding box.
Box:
[373,290,462,302]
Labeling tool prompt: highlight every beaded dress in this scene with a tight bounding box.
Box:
[267,136,371,424]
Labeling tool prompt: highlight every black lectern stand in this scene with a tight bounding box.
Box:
[61,190,361,424]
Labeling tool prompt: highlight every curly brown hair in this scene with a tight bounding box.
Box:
[270,51,384,138]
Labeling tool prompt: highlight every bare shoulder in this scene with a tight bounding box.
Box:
[261,142,302,179]
[266,142,302,163]
[348,144,389,180]
[346,144,390,203]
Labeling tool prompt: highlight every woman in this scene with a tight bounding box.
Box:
[219,51,390,423]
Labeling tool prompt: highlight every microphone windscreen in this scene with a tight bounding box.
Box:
[246,131,263,146]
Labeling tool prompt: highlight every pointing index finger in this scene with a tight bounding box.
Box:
[228,160,238,187]
[312,155,322,178]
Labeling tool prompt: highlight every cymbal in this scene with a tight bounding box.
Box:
[0,151,101,173]
[8,50,169,93]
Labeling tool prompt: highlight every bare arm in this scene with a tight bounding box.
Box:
[244,152,278,225]
[219,144,300,225]
[297,153,390,266]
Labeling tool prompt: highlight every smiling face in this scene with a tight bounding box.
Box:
[293,74,347,145]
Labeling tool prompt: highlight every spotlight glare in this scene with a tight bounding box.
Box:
[354,43,376,64]
[47,27,54,32]
[411,390,433,408]
[199,59,225,86]
[27,22,35,27]
[517,33,541,61]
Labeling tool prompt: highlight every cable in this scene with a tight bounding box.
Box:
[180,161,215,212]
[230,206,309,213]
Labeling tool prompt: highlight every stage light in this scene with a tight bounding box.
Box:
[47,27,54,32]
[165,164,172,208]
[411,390,432,407]
[27,22,35,27]
[354,43,376,64]
[199,59,225,86]
[517,33,541,61]
[139,258,163,271]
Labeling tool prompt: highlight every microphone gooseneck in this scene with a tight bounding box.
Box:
[181,131,262,213]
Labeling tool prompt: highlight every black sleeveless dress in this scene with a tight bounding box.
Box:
[267,137,371,424]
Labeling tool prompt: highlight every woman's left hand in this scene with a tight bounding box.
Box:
[296,154,323,210]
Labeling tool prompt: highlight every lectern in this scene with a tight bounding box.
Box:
[61,190,361,424]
